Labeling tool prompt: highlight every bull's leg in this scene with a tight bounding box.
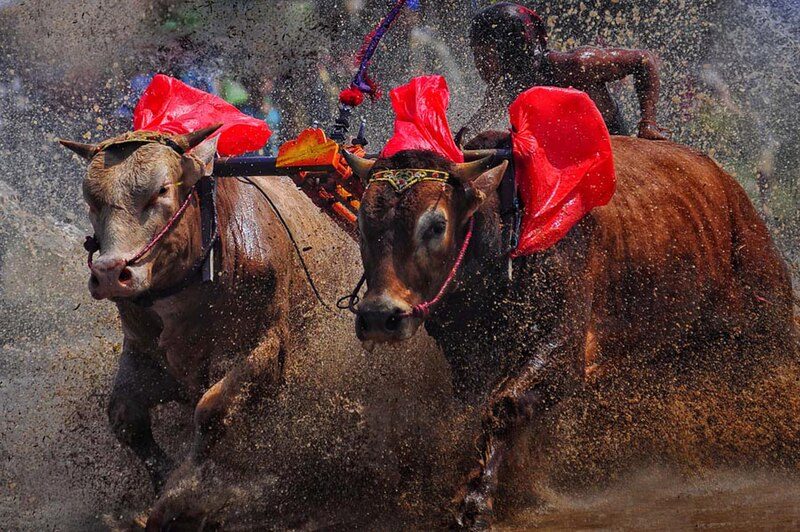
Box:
[108,342,185,493]
[453,276,593,529]
[191,326,285,462]
[452,356,581,529]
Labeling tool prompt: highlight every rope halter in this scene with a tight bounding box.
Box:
[341,168,474,320]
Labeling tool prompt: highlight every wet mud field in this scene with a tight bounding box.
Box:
[2,177,799,529]
[1,0,800,530]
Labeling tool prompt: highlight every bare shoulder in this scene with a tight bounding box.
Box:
[564,46,652,62]
[547,47,624,79]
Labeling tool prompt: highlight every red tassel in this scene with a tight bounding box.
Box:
[339,86,365,107]
[363,75,382,101]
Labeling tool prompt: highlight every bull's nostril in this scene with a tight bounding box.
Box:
[118,267,132,284]
[385,315,401,331]
[357,315,369,332]
[90,274,99,287]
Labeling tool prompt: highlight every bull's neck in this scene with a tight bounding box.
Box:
[423,198,512,399]
[138,182,275,361]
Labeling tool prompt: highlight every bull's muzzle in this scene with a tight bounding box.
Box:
[89,255,136,300]
[355,293,419,343]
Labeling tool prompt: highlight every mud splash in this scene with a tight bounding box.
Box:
[1,0,799,529]
[502,469,800,530]
[138,333,800,529]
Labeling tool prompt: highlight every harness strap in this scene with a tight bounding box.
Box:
[236,176,331,310]
[129,185,197,265]
[85,174,332,309]
[402,217,474,319]
[198,175,218,282]
[129,229,218,307]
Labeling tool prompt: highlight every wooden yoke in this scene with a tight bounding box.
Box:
[276,128,364,240]
[213,132,512,243]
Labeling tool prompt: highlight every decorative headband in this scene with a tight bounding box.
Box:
[95,130,188,156]
[369,168,453,193]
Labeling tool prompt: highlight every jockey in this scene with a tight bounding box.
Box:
[463,2,668,141]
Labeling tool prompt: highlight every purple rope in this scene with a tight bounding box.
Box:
[353,0,408,93]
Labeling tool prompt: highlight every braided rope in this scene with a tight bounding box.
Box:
[127,186,196,265]
[85,185,197,269]
[404,217,474,319]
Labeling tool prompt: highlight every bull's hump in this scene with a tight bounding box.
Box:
[597,138,736,272]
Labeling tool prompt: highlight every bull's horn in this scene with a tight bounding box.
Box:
[341,149,376,181]
[177,123,224,150]
[454,127,468,150]
[461,149,503,161]
[59,139,100,160]
[453,155,497,182]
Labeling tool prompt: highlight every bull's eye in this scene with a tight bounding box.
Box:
[424,219,446,241]
[145,188,167,210]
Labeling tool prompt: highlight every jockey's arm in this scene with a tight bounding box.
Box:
[554,47,667,140]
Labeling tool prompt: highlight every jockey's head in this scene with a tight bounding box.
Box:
[469,2,549,85]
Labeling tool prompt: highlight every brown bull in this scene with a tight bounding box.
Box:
[60,127,321,494]
[343,134,795,529]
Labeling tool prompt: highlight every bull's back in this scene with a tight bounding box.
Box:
[207,177,360,353]
[590,137,791,351]
[236,176,362,308]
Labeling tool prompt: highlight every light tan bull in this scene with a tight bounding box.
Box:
[60,127,336,497]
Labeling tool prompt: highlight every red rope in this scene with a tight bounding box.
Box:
[404,217,474,319]
[86,186,197,269]
[127,186,196,265]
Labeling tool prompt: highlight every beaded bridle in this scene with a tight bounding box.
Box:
[338,168,474,319]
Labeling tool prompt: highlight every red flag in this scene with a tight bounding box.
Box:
[133,74,271,156]
[381,75,464,163]
[509,86,616,256]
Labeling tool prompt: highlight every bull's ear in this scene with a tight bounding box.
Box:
[59,139,99,161]
[181,135,219,188]
[464,160,508,217]
[191,135,219,177]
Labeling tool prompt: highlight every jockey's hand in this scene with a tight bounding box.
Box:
[637,120,669,141]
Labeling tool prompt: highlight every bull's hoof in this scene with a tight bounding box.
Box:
[451,489,495,531]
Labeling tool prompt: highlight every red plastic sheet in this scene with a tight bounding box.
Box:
[509,86,616,256]
[133,74,271,156]
[381,75,464,163]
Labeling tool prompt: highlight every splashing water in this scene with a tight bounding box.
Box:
[0,1,798,528]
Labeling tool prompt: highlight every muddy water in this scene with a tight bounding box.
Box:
[501,471,800,530]
[1,0,799,529]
